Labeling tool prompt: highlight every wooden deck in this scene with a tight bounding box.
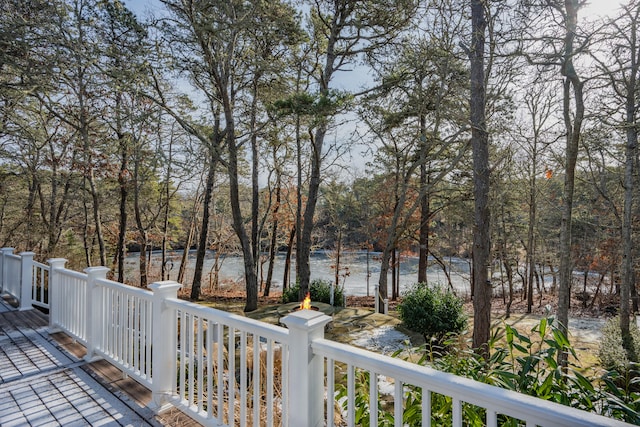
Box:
[0,296,200,427]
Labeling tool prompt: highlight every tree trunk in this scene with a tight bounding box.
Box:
[25,177,37,250]
[115,133,128,283]
[264,180,281,297]
[620,33,638,352]
[526,161,536,313]
[391,248,397,300]
[138,238,148,287]
[250,76,261,284]
[45,142,74,257]
[377,246,393,310]
[470,0,491,357]
[178,194,200,285]
[191,145,217,300]
[82,198,92,266]
[298,127,325,300]
[395,251,401,300]
[75,4,106,268]
[334,228,342,289]
[297,18,339,300]
[161,134,173,281]
[619,1,640,353]
[294,114,303,293]
[133,139,149,288]
[631,279,638,314]
[223,100,259,312]
[557,0,585,369]
[503,246,514,319]
[283,225,296,291]
[418,114,429,284]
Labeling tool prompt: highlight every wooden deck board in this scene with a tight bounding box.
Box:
[50,330,203,427]
[0,308,48,333]
[0,304,202,427]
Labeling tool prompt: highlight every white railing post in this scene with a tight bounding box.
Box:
[1,247,14,293]
[47,258,67,330]
[18,251,35,311]
[148,280,182,413]
[281,310,332,427]
[84,266,109,362]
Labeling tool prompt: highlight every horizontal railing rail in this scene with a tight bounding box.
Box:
[164,297,290,427]
[312,338,627,427]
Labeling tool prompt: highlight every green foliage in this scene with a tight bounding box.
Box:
[336,317,640,425]
[397,283,467,344]
[281,279,345,307]
[598,316,640,373]
[271,89,352,124]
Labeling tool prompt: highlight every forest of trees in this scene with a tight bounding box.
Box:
[1,0,639,355]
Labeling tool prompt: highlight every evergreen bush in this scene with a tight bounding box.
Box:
[598,316,640,374]
[397,282,467,344]
[281,279,345,307]
[338,317,640,425]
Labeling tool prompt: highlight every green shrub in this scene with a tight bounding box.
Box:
[281,279,345,307]
[392,317,640,424]
[598,316,640,374]
[397,283,467,344]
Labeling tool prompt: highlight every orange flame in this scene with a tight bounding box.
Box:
[300,292,311,310]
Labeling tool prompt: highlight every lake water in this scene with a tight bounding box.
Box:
[125,250,472,297]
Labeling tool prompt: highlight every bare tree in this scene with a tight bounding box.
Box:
[592,0,640,354]
[555,0,586,367]
[468,0,491,355]
[294,0,418,300]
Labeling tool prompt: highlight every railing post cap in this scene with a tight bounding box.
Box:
[281,310,332,330]
[1,247,15,253]
[19,251,35,257]
[47,258,67,268]
[148,281,182,294]
[84,266,110,275]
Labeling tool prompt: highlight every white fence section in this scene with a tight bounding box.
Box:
[0,248,634,427]
[31,260,50,310]
[0,248,36,311]
[1,249,21,301]
[53,266,89,343]
[91,268,155,388]
[313,338,613,427]
[164,297,290,426]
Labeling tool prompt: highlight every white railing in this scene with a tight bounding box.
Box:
[31,260,50,309]
[164,297,290,426]
[0,248,635,427]
[2,251,21,300]
[93,274,154,386]
[0,248,36,311]
[52,267,89,343]
[313,338,616,427]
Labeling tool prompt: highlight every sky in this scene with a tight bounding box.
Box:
[583,0,627,18]
[121,0,630,177]
[123,0,629,20]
